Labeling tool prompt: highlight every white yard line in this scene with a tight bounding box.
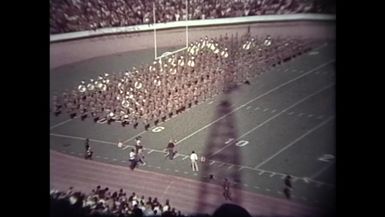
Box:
[50,119,73,130]
[162,181,174,198]
[254,116,335,169]
[310,161,335,179]
[123,131,147,144]
[50,133,115,145]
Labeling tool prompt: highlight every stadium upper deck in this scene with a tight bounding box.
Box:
[50,0,335,34]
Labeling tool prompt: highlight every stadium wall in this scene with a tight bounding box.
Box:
[50,14,335,69]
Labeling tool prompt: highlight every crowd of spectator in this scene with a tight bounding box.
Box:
[50,186,186,217]
[50,0,335,34]
[51,33,316,129]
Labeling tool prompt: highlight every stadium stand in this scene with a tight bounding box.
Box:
[50,186,186,217]
[50,186,257,217]
[50,0,335,34]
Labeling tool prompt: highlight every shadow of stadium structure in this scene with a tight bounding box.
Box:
[194,84,244,213]
[194,34,247,214]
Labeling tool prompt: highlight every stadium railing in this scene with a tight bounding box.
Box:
[50,14,335,43]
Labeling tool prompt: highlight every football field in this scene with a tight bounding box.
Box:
[50,40,335,213]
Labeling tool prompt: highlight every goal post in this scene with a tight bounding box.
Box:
[153,0,189,61]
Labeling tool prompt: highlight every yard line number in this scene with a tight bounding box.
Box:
[318,154,335,162]
[152,126,165,133]
[225,138,249,147]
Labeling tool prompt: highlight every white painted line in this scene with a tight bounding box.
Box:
[288,111,294,115]
[147,165,152,167]
[184,171,189,174]
[258,171,264,175]
[238,166,244,171]
[174,169,179,172]
[269,172,276,177]
[246,106,252,110]
[309,51,319,56]
[263,108,269,112]
[193,173,198,176]
[209,160,216,165]
[208,101,214,104]
[122,145,131,150]
[298,113,305,117]
[307,114,314,118]
[227,165,233,169]
[50,119,73,130]
[165,168,170,171]
[254,107,260,110]
[161,180,174,199]
[173,153,180,159]
[121,160,126,163]
[266,188,271,192]
[50,133,116,145]
[175,60,334,146]
[253,186,260,189]
[156,166,161,169]
[244,184,249,187]
[123,130,147,144]
[147,150,154,154]
[210,84,334,158]
[254,116,334,169]
[112,158,117,161]
[70,151,74,154]
[95,156,101,158]
[317,115,324,119]
[225,138,234,144]
[271,109,277,113]
[103,157,109,160]
[277,191,283,194]
[310,161,335,179]
[77,153,82,156]
[183,156,189,160]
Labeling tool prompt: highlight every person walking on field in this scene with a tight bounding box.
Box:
[223,178,232,200]
[190,151,199,172]
[284,175,292,188]
[85,138,93,160]
[283,174,292,199]
[165,138,177,160]
[135,136,145,165]
[135,137,143,154]
[129,149,137,170]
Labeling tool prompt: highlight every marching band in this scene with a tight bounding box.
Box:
[52,33,317,129]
